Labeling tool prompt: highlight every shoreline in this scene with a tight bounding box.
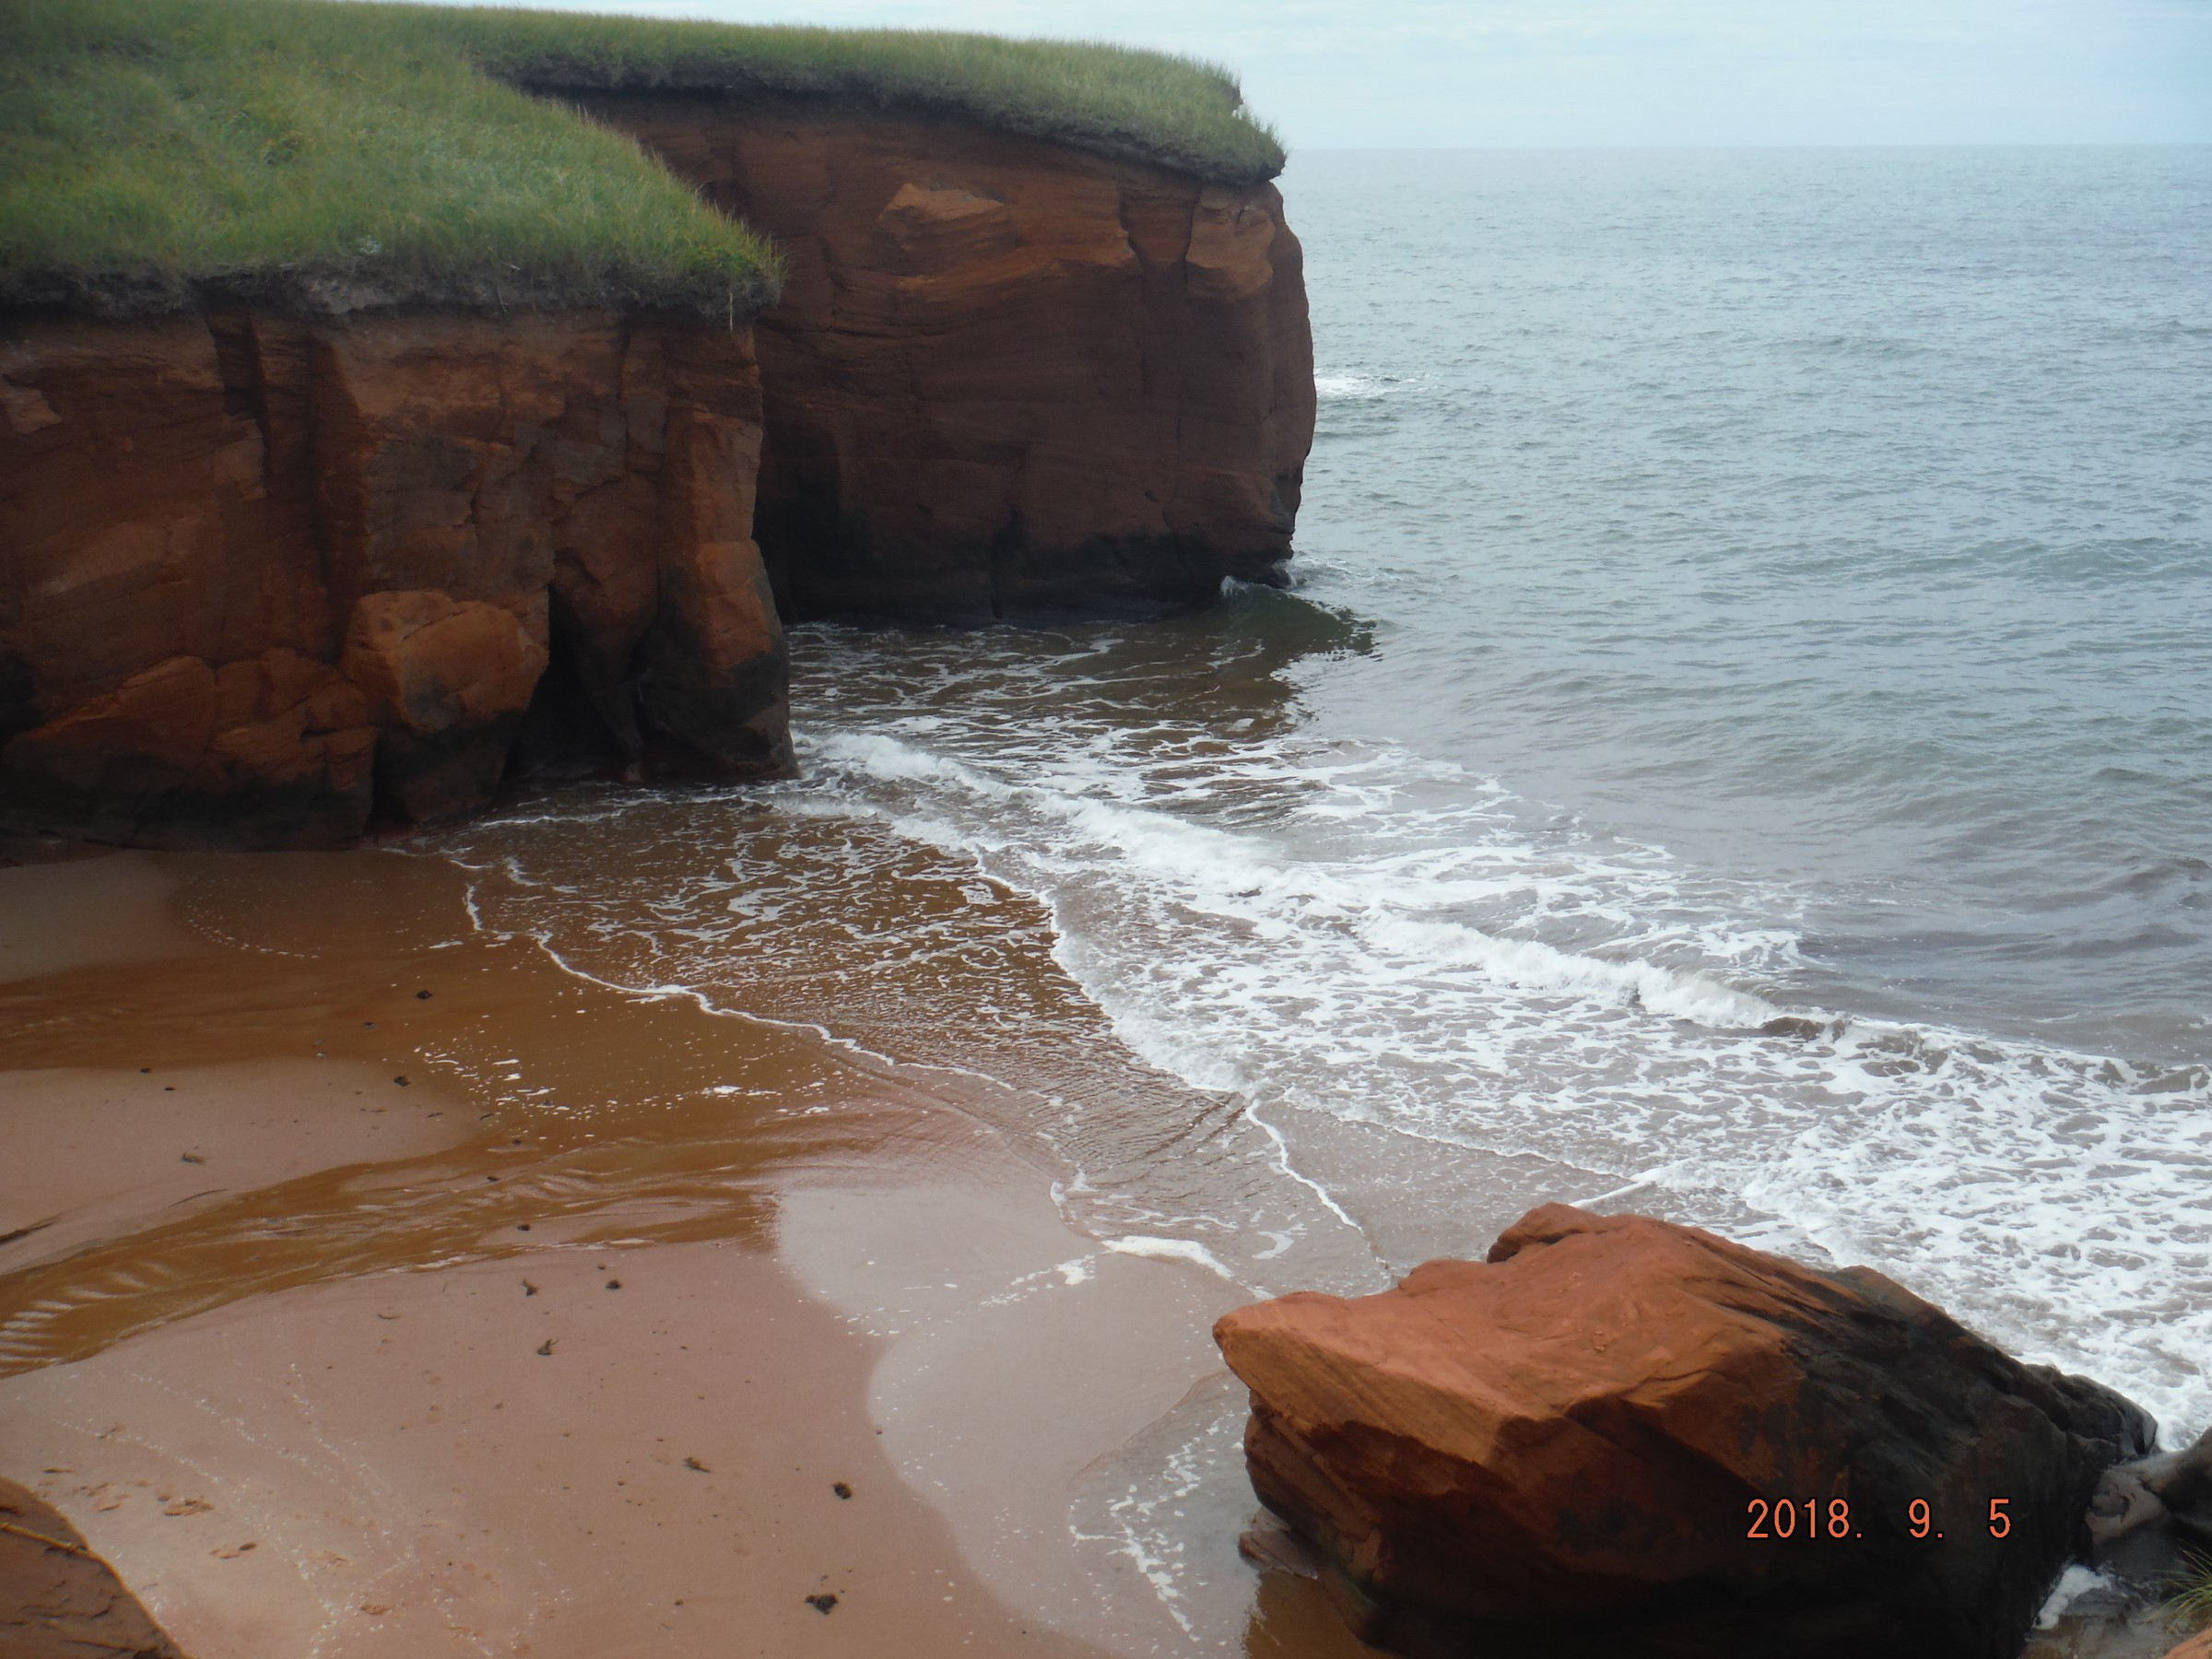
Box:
[6,826,2178,1658]
[0,843,1367,1656]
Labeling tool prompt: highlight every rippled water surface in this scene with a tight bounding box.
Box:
[451,147,2212,1453]
[1292,147,2212,1062]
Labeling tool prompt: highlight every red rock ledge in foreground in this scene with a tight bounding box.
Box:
[0,310,790,850]
[1214,1204,2154,1659]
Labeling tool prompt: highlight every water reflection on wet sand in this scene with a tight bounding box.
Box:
[0,847,1373,1656]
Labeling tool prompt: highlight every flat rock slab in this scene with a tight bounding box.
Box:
[1216,1203,2154,1659]
[1,1476,187,1659]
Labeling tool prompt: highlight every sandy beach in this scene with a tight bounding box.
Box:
[0,841,1376,1657]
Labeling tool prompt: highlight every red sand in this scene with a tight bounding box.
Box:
[0,845,1373,1656]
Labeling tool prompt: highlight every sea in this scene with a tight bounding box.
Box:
[438,146,2211,1635]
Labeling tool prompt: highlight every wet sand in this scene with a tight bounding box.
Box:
[0,845,1371,1657]
[3,1241,1100,1657]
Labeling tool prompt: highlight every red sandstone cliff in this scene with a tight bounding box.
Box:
[583,96,1315,621]
[0,312,788,848]
[1,101,1316,848]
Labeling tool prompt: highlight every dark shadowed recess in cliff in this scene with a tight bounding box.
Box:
[504,594,788,794]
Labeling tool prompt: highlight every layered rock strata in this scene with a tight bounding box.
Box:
[581,95,1315,621]
[1215,1204,2154,1659]
[0,311,788,848]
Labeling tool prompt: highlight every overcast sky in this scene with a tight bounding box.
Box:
[431,0,2212,148]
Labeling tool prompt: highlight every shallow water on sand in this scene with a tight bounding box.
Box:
[0,851,1364,1656]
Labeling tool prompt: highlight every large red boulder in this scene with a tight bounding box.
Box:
[1214,1205,2153,1659]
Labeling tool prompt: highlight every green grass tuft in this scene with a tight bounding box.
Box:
[0,0,1283,322]
[2166,1552,2212,1632]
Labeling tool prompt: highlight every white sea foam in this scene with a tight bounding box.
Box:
[1314,372,1401,400]
[792,698,2212,1436]
[1103,1236,1241,1281]
[430,608,2212,1441]
[2036,1565,2110,1629]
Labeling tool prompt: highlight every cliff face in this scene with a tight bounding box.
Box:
[2,100,1317,848]
[0,312,788,849]
[583,96,1316,621]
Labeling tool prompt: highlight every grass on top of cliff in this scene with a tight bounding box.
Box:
[413,6,1287,183]
[0,1,1284,322]
[0,0,783,319]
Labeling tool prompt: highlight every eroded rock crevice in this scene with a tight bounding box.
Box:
[0,310,789,849]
